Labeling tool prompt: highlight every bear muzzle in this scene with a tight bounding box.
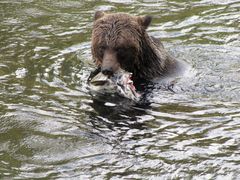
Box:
[101,67,114,76]
[101,49,120,77]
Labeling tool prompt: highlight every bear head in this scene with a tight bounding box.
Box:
[91,11,152,77]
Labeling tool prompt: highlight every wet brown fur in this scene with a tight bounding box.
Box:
[91,11,179,81]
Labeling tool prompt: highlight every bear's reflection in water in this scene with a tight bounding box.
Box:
[88,94,150,132]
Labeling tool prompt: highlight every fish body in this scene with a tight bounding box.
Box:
[89,69,140,101]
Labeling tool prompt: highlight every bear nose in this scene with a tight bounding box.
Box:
[101,67,114,76]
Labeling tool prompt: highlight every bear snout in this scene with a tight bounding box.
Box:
[101,67,114,76]
[101,49,120,76]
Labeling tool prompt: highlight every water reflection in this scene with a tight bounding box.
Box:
[1,0,240,179]
[89,98,147,132]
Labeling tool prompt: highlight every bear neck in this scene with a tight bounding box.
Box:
[135,32,173,81]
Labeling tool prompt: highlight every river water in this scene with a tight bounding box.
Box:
[0,0,240,179]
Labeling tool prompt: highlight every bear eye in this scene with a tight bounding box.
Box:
[98,46,106,57]
[117,47,135,59]
[117,48,126,54]
[117,48,129,58]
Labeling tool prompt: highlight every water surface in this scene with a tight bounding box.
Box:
[0,0,240,179]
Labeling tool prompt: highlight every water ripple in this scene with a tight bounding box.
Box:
[1,0,240,179]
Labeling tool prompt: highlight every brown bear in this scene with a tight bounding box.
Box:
[91,11,186,86]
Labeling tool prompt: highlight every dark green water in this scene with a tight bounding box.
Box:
[1,0,240,179]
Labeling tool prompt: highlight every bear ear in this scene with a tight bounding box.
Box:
[94,11,105,21]
[137,15,152,29]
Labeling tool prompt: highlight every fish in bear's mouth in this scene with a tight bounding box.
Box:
[88,69,141,101]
